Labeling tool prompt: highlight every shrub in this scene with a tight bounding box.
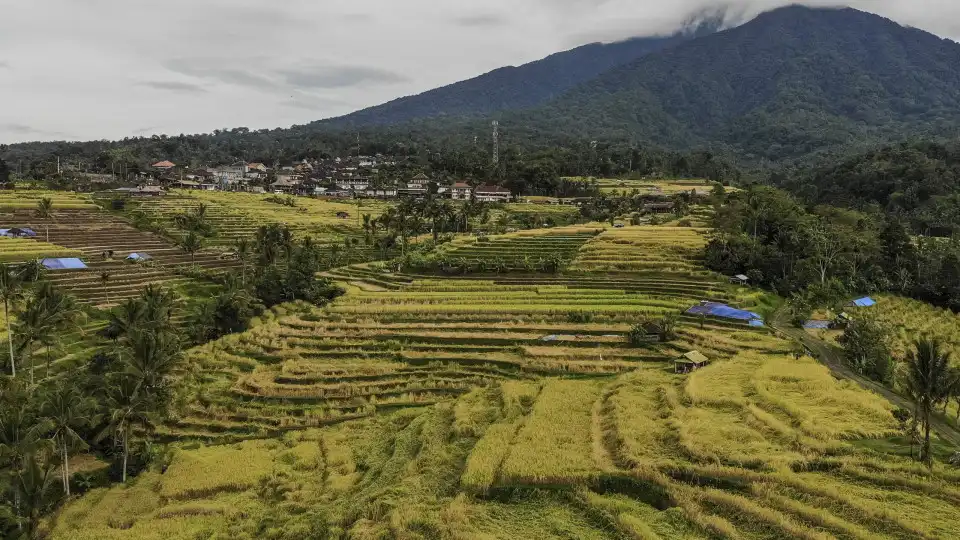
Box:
[567,311,594,324]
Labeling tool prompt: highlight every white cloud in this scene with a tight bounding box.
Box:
[1,0,959,143]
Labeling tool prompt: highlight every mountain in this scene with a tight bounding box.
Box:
[317,17,724,128]
[503,5,960,160]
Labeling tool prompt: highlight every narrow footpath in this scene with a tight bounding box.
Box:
[770,309,960,448]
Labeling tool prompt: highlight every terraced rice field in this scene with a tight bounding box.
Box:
[0,208,236,306]
[130,191,390,246]
[0,236,80,262]
[437,226,601,266]
[571,225,711,275]
[565,177,718,195]
[0,190,98,209]
[47,223,960,539]
[158,259,776,443]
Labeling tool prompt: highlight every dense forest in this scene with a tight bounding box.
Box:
[776,140,960,235]
[501,6,960,162]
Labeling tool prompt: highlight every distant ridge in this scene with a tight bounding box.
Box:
[315,16,724,128]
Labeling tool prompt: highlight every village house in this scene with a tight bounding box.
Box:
[450,182,472,200]
[152,160,176,172]
[474,185,512,203]
[643,201,675,214]
[271,177,301,193]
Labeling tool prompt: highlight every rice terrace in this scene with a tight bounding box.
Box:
[0,181,956,540]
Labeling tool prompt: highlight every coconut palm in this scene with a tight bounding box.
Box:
[16,282,82,384]
[96,375,156,483]
[35,197,54,243]
[41,380,95,496]
[235,238,252,286]
[0,264,24,377]
[10,449,59,538]
[178,232,204,266]
[99,271,111,305]
[903,337,960,467]
[123,326,181,391]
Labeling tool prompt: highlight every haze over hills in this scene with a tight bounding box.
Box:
[317,14,727,129]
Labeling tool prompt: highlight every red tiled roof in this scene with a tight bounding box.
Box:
[451,182,471,188]
[152,160,175,168]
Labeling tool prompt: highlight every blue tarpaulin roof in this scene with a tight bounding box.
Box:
[41,258,88,270]
[804,320,831,329]
[1,228,37,237]
[686,302,762,322]
[850,297,876,307]
[126,253,152,261]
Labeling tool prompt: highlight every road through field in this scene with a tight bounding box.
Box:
[770,309,960,448]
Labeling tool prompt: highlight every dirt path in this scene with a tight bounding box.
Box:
[770,309,960,448]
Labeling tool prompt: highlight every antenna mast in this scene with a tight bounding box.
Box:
[491,121,500,165]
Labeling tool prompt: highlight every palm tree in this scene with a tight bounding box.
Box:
[41,381,95,496]
[99,271,111,305]
[235,238,252,286]
[903,337,960,467]
[0,264,24,377]
[11,450,59,538]
[96,375,156,483]
[362,214,373,245]
[178,232,203,266]
[16,282,82,383]
[35,197,54,243]
[123,326,181,391]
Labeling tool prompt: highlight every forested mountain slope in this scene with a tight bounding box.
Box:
[316,18,722,128]
[505,5,960,161]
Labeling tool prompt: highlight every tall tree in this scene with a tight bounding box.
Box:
[99,271,111,305]
[15,282,82,384]
[34,198,54,243]
[903,338,960,467]
[40,381,94,497]
[0,264,24,377]
[96,375,156,483]
[178,232,204,265]
[235,238,252,287]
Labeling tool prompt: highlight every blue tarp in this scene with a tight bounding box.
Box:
[1,228,37,238]
[41,258,88,270]
[686,302,762,322]
[540,335,559,342]
[126,253,152,261]
[748,320,766,328]
[804,320,831,329]
[850,297,876,307]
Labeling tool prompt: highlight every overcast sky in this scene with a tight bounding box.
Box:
[2,0,960,144]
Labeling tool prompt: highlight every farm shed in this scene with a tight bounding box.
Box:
[848,297,876,308]
[126,253,153,262]
[676,351,710,374]
[642,202,675,214]
[685,301,762,323]
[41,257,88,270]
[336,211,350,219]
[729,274,749,285]
[640,321,663,341]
